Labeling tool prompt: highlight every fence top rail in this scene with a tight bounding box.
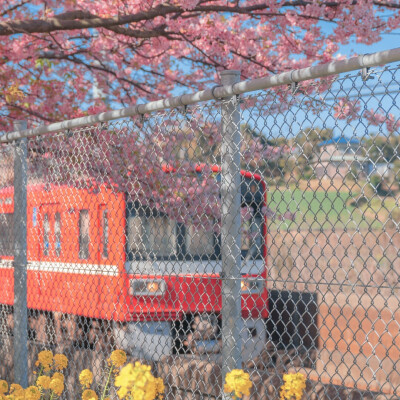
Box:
[2,47,400,144]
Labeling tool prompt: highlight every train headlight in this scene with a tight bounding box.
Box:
[130,279,166,296]
[241,278,264,293]
[147,281,160,293]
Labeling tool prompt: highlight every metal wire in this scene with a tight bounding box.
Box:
[1,50,400,400]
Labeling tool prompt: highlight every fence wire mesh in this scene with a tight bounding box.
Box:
[0,59,400,400]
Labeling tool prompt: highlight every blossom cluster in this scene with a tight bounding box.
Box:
[35,351,68,373]
[115,362,164,400]
[77,350,164,400]
[1,349,255,400]
[1,1,398,236]
[79,369,94,389]
[280,373,306,400]
[1,1,399,131]
[0,350,66,400]
[223,369,252,399]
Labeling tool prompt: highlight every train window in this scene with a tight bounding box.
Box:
[102,210,109,258]
[79,209,89,259]
[241,208,263,260]
[186,225,215,257]
[127,215,144,256]
[149,216,177,257]
[128,213,177,259]
[0,213,13,256]
[43,213,50,256]
[55,212,61,257]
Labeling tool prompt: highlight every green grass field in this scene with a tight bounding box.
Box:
[267,186,397,231]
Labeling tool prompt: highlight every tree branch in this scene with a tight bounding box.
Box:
[0,0,30,18]
[43,52,154,95]
[1,2,398,36]
[3,101,57,122]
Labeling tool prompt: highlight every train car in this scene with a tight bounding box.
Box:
[0,168,268,361]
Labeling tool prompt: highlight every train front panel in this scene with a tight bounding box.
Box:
[115,173,269,361]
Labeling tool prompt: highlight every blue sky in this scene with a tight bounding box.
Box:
[99,17,400,143]
[335,33,399,58]
[239,30,400,141]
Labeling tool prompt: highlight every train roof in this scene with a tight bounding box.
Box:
[0,183,97,197]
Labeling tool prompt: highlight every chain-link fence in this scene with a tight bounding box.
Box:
[1,48,400,399]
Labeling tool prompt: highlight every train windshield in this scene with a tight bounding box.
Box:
[240,177,265,260]
[241,208,264,261]
[126,177,265,261]
[127,211,177,259]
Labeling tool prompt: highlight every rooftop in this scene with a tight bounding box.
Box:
[319,136,360,147]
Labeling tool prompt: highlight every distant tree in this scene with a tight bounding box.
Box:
[240,124,290,178]
[295,127,334,158]
[292,127,333,179]
[365,133,400,197]
[365,133,400,164]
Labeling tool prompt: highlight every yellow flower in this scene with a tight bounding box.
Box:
[9,384,24,395]
[52,372,64,384]
[25,386,41,400]
[115,362,158,400]
[109,350,127,368]
[280,373,306,400]
[82,389,98,400]
[223,369,252,398]
[36,375,51,390]
[79,369,94,388]
[49,378,64,396]
[6,383,24,400]
[155,377,165,398]
[37,350,53,371]
[53,354,68,371]
[0,381,8,394]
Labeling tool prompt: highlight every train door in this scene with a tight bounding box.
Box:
[97,204,109,267]
[38,203,63,309]
[75,205,101,317]
[40,204,63,261]
[96,204,108,317]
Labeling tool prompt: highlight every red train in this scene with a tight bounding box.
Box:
[0,169,268,361]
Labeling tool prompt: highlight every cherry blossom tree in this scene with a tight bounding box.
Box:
[1,0,399,225]
[1,1,400,127]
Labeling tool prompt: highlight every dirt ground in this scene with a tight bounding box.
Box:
[267,227,400,396]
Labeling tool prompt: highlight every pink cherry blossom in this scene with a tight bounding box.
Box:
[0,0,398,228]
[0,1,398,129]
[333,98,361,123]
[386,113,400,133]
[364,108,387,126]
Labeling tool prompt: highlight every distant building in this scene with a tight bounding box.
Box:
[367,162,394,179]
[313,136,368,179]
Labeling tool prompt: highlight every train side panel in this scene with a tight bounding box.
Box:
[0,185,127,320]
[0,187,16,306]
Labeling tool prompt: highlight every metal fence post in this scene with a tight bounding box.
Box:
[220,70,242,388]
[13,120,28,387]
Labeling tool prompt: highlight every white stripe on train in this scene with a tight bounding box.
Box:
[0,259,264,276]
[0,259,119,276]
